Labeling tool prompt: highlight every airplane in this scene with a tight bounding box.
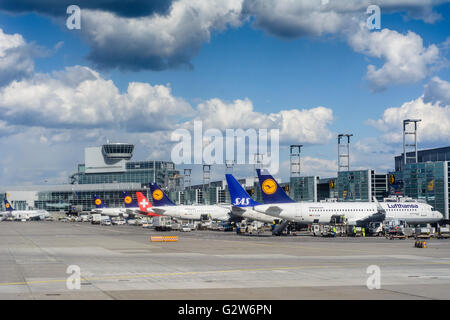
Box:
[135,192,160,217]
[2,198,50,221]
[225,174,279,224]
[252,169,443,226]
[148,183,231,222]
[91,192,140,218]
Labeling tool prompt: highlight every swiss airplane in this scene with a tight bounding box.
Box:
[135,192,160,216]
[251,169,443,226]
[2,198,50,221]
[148,183,230,221]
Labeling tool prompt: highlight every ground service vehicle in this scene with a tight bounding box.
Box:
[91,214,101,225]
[415,224,433,239]
[153,216,174,231]
[437,225,450,239]
[368,222,384,236]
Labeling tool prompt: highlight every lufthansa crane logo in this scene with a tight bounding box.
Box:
[428,180,434,191]
[152,189,164,201]
[389,174,395,185]
[5,203,10,209]
[262,179,277,195]
[124,196,132,204]
[95,199,102,206]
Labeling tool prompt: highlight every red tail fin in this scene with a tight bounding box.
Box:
[136,192,160,216]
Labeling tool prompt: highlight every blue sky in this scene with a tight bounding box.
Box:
[0,0,449,185]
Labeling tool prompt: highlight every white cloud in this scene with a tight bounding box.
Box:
[423,76,450,105]
[191,97,334,145]
[301,156,338,177]
[0,28,35,86]
[0,65,193,130]
[348,26,441,91]
[368,96,450,144]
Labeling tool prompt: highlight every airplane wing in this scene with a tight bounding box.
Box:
[216,204,232,211]
[349,212,386,226]
[150,207,167,216]
[255,205,283,216]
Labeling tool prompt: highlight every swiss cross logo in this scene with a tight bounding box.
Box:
[140,199,149,208]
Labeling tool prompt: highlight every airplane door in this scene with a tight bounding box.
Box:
[296,206,304,221]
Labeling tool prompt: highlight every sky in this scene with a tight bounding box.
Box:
[0,0,449,186]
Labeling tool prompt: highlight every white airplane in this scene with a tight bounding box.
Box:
[251,169,443,226]
[148,183,231,222]
[91,192,142,218]
[225,174,278,224]
[2,199,50,221]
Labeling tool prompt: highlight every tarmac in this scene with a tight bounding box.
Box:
[1,221,450,300]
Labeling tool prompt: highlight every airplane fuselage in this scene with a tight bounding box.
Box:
[4,210,50,220]
[152,205,230,221]
[91,207,130,218]
[254,201,442,225]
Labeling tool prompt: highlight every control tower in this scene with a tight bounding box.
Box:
[102,143,134,160]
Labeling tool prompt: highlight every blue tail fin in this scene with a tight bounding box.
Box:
[4,199,14,211]
[225,174,261,207]
[256,169,295,204]
[93,195,107,208]
[122,192,138,208]
[149,183,176,206]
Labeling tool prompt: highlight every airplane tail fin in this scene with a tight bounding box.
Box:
[225,174,261,207]
[136,192,160,217]
[93,195,107,208]
[256,169,295,204]
[4,199,14,211]
[122,192,138,208]
[149,183,176,206]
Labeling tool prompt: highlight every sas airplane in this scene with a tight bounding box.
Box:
[253,169,443,226]
[225,173,278,224]
[2,198,50,221]
[148,183,231,222]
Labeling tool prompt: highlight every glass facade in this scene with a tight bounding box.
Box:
[317,178,338,201]
[34,187,147,212]
[402,161,449,219]
[395,146,450,171]
[75,160,179,187]
[337,170,370,201]
[289,176,317,202]
[337,170,387,202]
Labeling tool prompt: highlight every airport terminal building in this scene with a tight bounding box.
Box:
[390,147,450,220]
[1,143,180,213]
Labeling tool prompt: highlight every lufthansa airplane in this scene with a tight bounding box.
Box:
[91,192,140,218]
[2,198,50,221]
[225,174,278,224]
[148,183,231,222]
[251,169,443,226]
